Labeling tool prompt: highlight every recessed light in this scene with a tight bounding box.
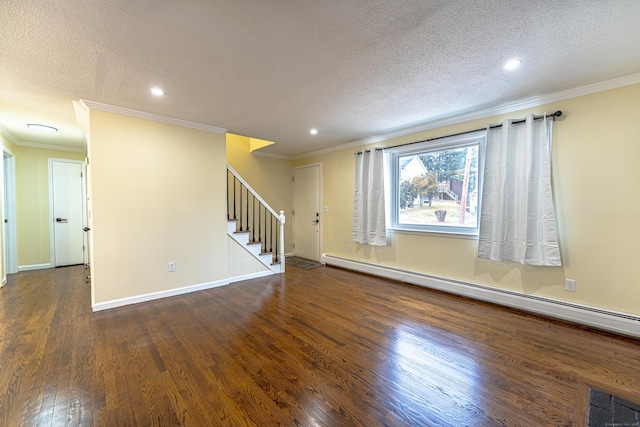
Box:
[310,128,318,135]
[503,59,522,71]
[27,123,58,133]
[151,87,165,96]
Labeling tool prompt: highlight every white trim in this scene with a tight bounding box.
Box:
[48,158,88,267]
[0,124,19,145]
[18,263,53,271]
[13,141,86,153]
[292,163,323,261]
[227,164,282,220]
[92,278,231,311]
[226,230,282,274]
[294,72,640,159]
[229,270,274,283]
[386,131,485,236]
[3,149,17,274]
[321,254,640,338]
[80,100,227,134]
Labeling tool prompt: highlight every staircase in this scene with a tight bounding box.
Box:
[442,188,459,201]
[227,165,285,274]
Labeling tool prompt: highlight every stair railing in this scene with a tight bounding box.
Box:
[227,165,285,267]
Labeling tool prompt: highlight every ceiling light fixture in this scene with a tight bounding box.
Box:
[27,123,58,133]
[310,128,318,135]
[503,59,522,71]
[151,87,165,96]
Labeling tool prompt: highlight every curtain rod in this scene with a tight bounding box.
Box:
[383,111,563,151]
[355,148,384,155]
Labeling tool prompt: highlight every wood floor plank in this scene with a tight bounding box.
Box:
[2,264,640,426]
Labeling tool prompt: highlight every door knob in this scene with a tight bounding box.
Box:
[56,218,68,223]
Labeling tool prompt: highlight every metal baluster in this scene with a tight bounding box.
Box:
[233,176,237,220]
[239,183,243,231]
[269,214,273,254]
[264,206,268,254]
[245,187,249,234]
[262,206,266,253]
[252,195,256,242]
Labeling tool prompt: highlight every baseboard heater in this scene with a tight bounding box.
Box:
[321,254,640,339]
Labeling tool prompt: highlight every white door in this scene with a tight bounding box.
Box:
[51,160,85,266]
[3,150,17,275]
[293,164,321,261]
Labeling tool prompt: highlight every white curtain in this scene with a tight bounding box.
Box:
[478,114,561,266]
[352,149,387,246]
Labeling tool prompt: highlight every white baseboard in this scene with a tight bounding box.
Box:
[321,254,640,339]
[18,263,53,271]
[229,270,274,283]
[92,269,278,312]
[92,278,231,312]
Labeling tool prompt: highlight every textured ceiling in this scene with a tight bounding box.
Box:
[1,0,640,156]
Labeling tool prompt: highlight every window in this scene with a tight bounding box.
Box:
[386,131,485,236]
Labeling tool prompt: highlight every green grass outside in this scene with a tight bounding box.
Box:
[399,200,477,226]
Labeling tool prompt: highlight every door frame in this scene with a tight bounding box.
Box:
[292,163,322,261]
[3,147,17,278]
[48,158,88,267]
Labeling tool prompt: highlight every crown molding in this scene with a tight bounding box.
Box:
[14,140,87,153]
[80,100,228,134]
[294,72,640,159]
[0,123,19,146]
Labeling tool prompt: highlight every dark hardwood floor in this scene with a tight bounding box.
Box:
[1,264,639,426]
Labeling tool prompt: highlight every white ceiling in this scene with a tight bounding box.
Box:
[1,0,639,157]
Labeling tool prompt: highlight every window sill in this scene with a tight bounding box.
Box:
[387,227,479,240]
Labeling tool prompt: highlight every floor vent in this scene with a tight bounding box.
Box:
[589,388,640,426]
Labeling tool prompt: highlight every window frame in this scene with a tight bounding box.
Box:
[385,130,486,237]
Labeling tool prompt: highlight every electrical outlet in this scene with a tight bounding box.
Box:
[168,262,176,272]
[565,279,576,292]
[347,245,352,253]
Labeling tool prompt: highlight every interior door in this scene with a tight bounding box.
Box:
[52,160,85,266]
[3,151,17,275]
[293,164,321,261]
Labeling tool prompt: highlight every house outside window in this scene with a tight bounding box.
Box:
[386,131,485,236]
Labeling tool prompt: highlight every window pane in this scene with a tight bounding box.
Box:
[397,145,479,228]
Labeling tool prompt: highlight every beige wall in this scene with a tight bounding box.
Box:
[14,145,86,267]
[88,110,228,305]
[294,84,640,316]
[226,133,293,253]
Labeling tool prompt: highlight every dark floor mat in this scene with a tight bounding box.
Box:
[285,256,324,270]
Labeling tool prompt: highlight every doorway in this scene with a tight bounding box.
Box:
[3,148,17,278]
[49,159,87,267]
[292,164,321,261]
